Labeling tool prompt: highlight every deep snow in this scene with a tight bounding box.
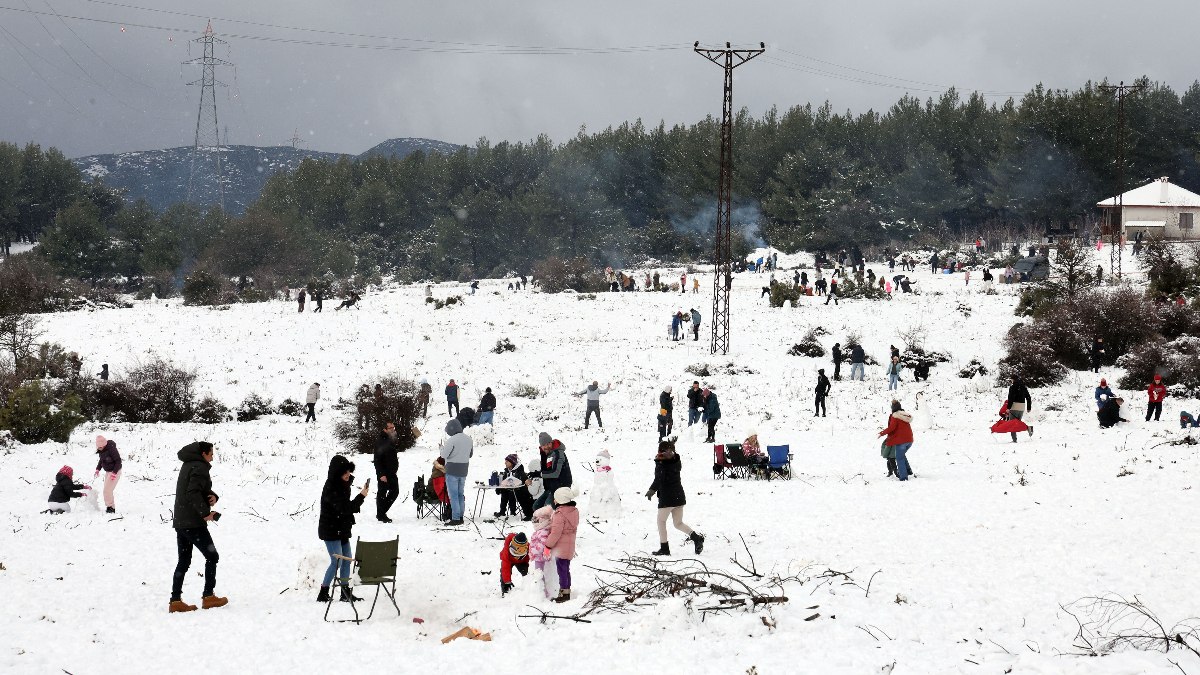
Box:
[1,250,1197,674]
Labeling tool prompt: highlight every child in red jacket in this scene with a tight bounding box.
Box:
[1146,374,1168,422]
[499,532,529,595]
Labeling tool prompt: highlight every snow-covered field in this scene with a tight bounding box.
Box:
[2,251,1198,674]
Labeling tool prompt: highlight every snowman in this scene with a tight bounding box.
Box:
[587,449,623,519]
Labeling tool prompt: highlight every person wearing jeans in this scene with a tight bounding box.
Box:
[886,357,902,391]
[878,400,915,482]
[317,454,367,603]
[93,435,123,514]
[849,344,866,381]
[439,418,473,525]
[686,381,703,426]
[170,441,226,612]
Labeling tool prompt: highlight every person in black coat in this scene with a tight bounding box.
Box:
[1090,337,1105,374]
[814,369,831,417]
[646,438,704,557]
[1005,376,1034,441]
[373,422,400,522]
[318,455,368,602]
[657,386,674,439]
[831,343,843,381]
[46,465,89,513]
[1098,396,1127,428]
[477,388,497,425]
[686,381,703,426]
[170,442,224,612]
[495,453,533,519]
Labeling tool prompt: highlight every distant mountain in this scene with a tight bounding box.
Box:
[72,137,462,214]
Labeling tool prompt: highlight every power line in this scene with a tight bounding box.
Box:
[44,0,153,89]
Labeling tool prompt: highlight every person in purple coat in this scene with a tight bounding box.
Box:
[93,435,123,514]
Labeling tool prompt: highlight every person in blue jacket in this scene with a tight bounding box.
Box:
[1094,378,1114,409]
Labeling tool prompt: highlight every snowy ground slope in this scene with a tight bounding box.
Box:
[2,257,1198,674]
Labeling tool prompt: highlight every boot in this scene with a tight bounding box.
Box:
[169,599,197,613]
[316,587,330,603]
[339,586,362,603]
[652,542,670,556]
[105,506,116,514]
[690,532,705,554]
[1028,426,1034,437]
[552,589,571,603]
[886,458,897,477]
[201,595,228,609]
[441,503,451,521]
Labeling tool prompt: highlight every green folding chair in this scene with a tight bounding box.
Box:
[323,536,401,624]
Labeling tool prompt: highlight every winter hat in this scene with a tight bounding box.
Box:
[504,453,519,466]
[1100,379,1107,387]
[59,465,73,478]
[664,385,672,394]
[445,419,463,435]
[532,506,553,527]
[1154,374,1163,382]
[538,432,553,446]
[553,486,578,505]
[508,532,529,558]
[95,435,107,450]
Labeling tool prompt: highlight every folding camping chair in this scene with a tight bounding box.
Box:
[765,445,793,480]
[324,536,401,624]
[724,444,753,480]
[413,475,440,520]
[713,444,734,479]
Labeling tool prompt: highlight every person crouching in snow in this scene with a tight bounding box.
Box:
[879,400,915,481]
[529,506,557,598]
[499,532,530,595]
[1180,411,1198,429]
[1098,397,1128,428]
[93,435,122,513]
[46,465,89,513]
[317,454,369,603]
[646,438,705,556]
[545,487,580,603]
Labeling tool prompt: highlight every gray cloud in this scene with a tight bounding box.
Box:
[0,0,1196,157]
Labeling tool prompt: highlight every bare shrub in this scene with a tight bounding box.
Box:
[533,257,606,293]
[997,323,1067,387]
[333,375,420,455]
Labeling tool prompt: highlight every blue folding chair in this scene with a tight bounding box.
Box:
[765,445,792,480]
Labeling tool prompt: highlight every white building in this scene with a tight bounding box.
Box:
[1097,177,1200,240]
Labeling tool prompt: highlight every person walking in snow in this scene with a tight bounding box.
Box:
[580,381,610,429]
[879,400,915,481]
[702,387,721,443]
[657,386,674,439]
[815,369,831,417]
[832,343,844,381]
[446,379,460,417]
[1146,374,1168,422]
[93,435,122,513]
[1004,375,1034,442]
[680,272,687,294]
[45,465,89,513]
[824,277,839,305]
[690,308,701,341]
[317,454,368,603]
[646,438,704,557]
[170,441,226,613]
[373,421,400,522]
[849,344,866,381]
[886,356,903,391]
[417,378,432,418]
[312,288,323,313]
[528,432,572,511]
[297,288,307,313]
[692,277,700,294]
[439,418,473,526]
[545,487,580,603]
[477,387,497,425]
[304,383,320,422]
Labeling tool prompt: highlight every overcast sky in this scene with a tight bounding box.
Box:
[0,0,1196,158]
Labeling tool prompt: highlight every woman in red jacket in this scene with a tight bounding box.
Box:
[879,400,915,481]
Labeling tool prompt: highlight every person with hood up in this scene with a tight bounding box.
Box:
[879,400,915,481]
[93,435,122,513]
[1099,396,1128,428]
[305,383,320,423]
[657,386,674,439]
[439,418,473,525]
[373,421,400,522]
[46,465,89,513]
[1146,374,1168,422]
[646,438,705,556]
[545,487,580,603]
[1094,379,1114,410]
[98,363,109,381]
[1005,376,1034,442]
[670,312,682,341]
[528,432,571,511]
[580,381,610,429]
[417,378,432,417]
[849,344,866,381]
[814,369,831,417]
[170,441,226,612]
[297,288,306,313]
[446,379,460,417]
[702,387,721,443]
[317,455,369,603]
[496,453,532,520]
[690,308,701,341]
[477,387,497,425]
[499,532,530,595]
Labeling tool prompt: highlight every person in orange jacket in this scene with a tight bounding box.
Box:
[1146,374,1168,421]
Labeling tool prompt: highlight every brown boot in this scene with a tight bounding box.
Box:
[169,600,197,613]
[201,595,228,609]
[552,589,571,603]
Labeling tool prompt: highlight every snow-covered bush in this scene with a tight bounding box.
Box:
[511,383,541,399]
[768,284,800,308]
[684,363,713,377]
[125,356,198,423]
[0,381,84,443]
[276,398,303,417]
[1157,300,1200,339]
[334,375,420,454]
[838,278,889,300]
[788,327,826,357]
[958,359,989,378]
[0,254,77,315]
[997,323,1066,387]
[193,394,231,424]
[426,295,463,310]
[491,338,516,354]
[182,270,226,306]
[533,257,605,294]
[236,393,274,422]
[1117,336,1200,397]
[133,274,178,300]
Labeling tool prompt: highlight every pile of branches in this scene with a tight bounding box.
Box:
[1063,594,1200,659]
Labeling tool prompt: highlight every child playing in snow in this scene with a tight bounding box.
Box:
[1181,411,1198,429]
[46,465,89,513]
[499,532,530,595]
[545,488,580,603]
[529,506,556,597]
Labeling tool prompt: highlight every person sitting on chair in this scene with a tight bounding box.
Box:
[741,433,767,469]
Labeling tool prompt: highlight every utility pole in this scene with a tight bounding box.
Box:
[694,41,764,355]
[1098,81,1144,281]
[288,128,306,150]
[184,21,233,211]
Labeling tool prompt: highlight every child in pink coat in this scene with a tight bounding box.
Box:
[545,487,580,603]
[529,506,556,598]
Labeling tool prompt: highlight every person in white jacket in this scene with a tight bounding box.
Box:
[305,383,321,423]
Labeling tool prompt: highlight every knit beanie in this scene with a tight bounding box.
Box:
[538,432,552,446]
[59,465,73,478]
[504,453,519,466]
[532,506,553,527]
[508,532,529,558]
[553,486,578,505]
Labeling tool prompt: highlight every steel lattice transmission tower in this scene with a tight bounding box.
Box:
[694,41,764,355]
[184,21,233,210]
[1098,81,1144,281]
